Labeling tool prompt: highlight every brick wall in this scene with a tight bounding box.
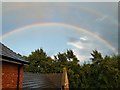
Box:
[2,61,23,89]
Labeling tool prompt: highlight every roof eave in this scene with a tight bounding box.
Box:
[0,55,30,65]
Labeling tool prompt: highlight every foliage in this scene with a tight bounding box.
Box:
[22,49,120,89]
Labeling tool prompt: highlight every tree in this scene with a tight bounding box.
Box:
[90,50,103,64]
[24,48,53,73]
[22,49,120,89]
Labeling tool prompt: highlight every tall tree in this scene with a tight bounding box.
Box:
[90,50,103,64]
[22,49,120,89]
[24,48,53,73]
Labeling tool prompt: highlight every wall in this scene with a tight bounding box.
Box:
[62,67,69,90]
[2,61,23,89]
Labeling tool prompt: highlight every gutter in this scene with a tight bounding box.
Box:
[0,55,30,65]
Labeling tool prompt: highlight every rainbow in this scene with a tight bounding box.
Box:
[1,22,117,53]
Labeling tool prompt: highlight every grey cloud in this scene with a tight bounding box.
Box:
[68,37,79,43]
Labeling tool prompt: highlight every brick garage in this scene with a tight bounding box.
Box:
[0,43,29,89]
[2,62,23,88]
[0,42,69,90]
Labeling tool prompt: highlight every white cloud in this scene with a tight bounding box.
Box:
[67,42,84,49]
[72,49,91,64]
[80,36,88,41]
[51,55,55,59]
[67,35,116,64]
[96,15,108,22]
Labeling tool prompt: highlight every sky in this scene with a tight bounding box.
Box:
[1,2,118,64]
[1,0,119,2]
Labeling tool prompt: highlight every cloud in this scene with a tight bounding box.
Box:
[67,35,116,64]
[67,36,91,64]
[80,36,88,41]
[67,36,90,49]
[67,42,84,49]
[96,15,108,22]
[68,37,79,42]
[51,55,55,59]
[72,49,91,64]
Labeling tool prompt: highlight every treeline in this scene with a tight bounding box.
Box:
[21,49,120,88]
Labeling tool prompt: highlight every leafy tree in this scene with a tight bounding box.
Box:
[24,48,53,73]
[90,50,103,64]
[22,49,120,89]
